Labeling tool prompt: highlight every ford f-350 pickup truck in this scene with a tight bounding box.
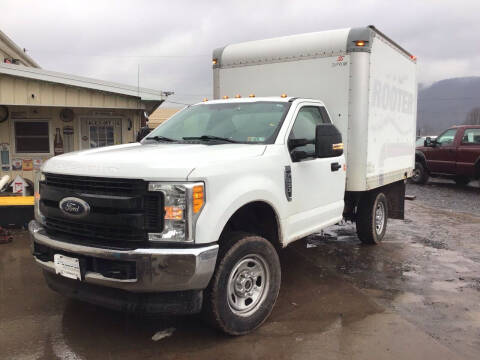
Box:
[413,125,480,185]
[30,26,417,335]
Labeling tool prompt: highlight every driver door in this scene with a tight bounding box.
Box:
[285,104,345,242]
[426,128,457,174]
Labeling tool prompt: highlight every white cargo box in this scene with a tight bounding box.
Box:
[213,26,417,192]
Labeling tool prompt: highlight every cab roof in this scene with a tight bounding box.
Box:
[195,96,324,106]
[451,124,480,129]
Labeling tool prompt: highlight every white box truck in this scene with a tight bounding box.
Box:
[29,26,417,335]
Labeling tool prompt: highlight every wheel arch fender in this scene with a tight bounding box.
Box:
[194,176,285,247]
[415,150,428,169]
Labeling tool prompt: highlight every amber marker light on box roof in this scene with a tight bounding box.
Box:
[193,185,204,213]
[356,40,366,47]
[222,95,229,99]
[249,94,255,98]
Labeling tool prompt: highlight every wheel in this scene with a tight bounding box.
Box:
[202,232,281,335]
[411,161,428,184]
[454,176,470,186]
[356,192,388,245]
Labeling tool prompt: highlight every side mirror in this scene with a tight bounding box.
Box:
[424,137,432,147]
[288,138,314,162]
[288,138,313,150]
[315,124,343,158]
[290,150,309,162]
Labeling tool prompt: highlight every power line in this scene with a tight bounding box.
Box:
[164,100,193,106]
[173,93,211,97]
[28,50,210,58]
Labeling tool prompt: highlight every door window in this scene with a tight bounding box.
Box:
[289,106,329,155]
[461,128,480,144]
[81,118,122,149]
[436,129,457,146]
[89,124,114,148]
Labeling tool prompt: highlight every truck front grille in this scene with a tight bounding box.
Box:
[44,173,146,195]
[41,173,163,249]
[45,217,145,245]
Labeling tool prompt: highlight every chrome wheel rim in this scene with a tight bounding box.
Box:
[227,254,270,317]
[375,201,385,235]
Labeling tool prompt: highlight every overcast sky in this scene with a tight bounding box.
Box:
[1,0,479,106]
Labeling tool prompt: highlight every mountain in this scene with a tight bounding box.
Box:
[417,76,480,135]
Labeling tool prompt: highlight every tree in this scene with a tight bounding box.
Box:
[465,107,480,125]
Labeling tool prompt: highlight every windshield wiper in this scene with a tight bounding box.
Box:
[145,135,176,142]
[182,135,238,143]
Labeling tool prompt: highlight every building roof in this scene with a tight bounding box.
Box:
[148,107,181,128]
[0,29,40,68]
[0,62,167,102]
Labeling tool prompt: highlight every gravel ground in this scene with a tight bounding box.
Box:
[406,178,480,215]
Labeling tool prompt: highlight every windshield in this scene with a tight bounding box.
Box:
[144,101,291,144]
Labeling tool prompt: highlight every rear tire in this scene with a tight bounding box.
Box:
[454,176,470,186]
[202,232,281,335]
[411,161,428,184]
[356,192,388,245]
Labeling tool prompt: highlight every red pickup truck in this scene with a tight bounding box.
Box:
[413,125,480,185]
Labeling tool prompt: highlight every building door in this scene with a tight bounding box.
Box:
[80,118,122,150]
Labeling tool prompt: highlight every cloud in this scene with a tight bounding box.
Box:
[1,0,479,106]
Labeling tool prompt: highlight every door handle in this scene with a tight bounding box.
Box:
[331,162,341,171]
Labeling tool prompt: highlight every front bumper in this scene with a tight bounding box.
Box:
[29,220,219,293]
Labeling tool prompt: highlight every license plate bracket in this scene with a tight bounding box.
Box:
[54,254,82,281]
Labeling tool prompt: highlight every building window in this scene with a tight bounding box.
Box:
[14,120,50,153]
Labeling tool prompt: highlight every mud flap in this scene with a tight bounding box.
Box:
[385,180,405,220]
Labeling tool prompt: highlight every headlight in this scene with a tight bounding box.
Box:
[34,171,46,225]
[147,182,205,243]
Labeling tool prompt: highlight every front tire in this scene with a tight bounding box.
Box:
[411,161,428,184]
[356,192,388,245]
[203,233,281,335]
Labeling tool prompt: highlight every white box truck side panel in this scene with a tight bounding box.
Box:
[366,35,417,189]
[213,26,417,192]
[215,56,351,153]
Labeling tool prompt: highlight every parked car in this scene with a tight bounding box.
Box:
[413,125,480,185]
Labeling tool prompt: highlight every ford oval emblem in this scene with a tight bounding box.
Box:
[59,197,90,218]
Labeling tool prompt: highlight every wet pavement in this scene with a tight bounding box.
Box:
[1,182,479,359]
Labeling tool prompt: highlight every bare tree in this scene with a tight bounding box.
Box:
[465,107,480,125]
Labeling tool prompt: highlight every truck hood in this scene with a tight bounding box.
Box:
[42,143,267,180]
